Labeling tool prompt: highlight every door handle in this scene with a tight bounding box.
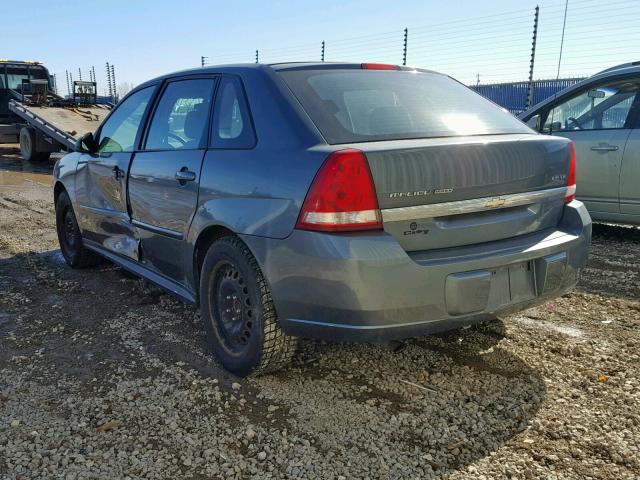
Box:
[175,169,196,183]
[590,144,619,152]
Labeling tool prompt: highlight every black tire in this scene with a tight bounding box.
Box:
[19,127,50,162]
[55,191,102,268]
[200,236,297,377]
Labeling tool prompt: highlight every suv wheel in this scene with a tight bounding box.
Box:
[200,236,297,377]
[55,191,102,268]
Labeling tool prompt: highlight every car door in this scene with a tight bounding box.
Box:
[619,118,640,220]
[127,77,217,283]
[75,85,156,257]
[540,78,640,216]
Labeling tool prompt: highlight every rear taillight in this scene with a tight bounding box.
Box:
[565,141,577,203]
[296,149,382,232]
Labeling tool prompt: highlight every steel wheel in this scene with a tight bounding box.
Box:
[61,208,80,256]
[55,190,102,268]
[199,236,297,376]
[211,261,255,353]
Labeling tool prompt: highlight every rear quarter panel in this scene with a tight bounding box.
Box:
[187,67,331,243]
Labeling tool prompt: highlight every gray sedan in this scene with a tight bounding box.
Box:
[53,63,591,376]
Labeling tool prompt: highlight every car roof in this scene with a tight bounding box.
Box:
[134,62,441,90]
[594,60,640,75]
[136,63,269,88]
[267,62,437,73]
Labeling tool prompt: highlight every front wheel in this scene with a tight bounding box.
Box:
[200,236,297,377]
[55,191,102,268]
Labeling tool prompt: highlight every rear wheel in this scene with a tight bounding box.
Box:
[19,127,50,162]
[55,191,102,268]
[200,236,297,377]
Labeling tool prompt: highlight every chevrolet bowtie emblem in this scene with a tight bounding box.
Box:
[485,197,506,209]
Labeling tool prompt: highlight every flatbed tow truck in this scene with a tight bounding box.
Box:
[0,60,110,161]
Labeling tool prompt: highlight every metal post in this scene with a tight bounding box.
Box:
[403,28,408,66]
[201,56,207,67]
[321,41,325,62]
[106,62,113,100]
[65,70,71,97]
[78,68,82,81]
[255,50,259,63]
[52,73,57,94]
[526,5,539,109]
[111,64,116,102]
[91,66,96,85]
[69,72,73,99]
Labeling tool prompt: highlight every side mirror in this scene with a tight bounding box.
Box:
[549,121,563,132]
[526,114,541,131]
[75,132,98,153]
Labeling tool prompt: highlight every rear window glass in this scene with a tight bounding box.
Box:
[278,69,532,144]
[6,66,48,90]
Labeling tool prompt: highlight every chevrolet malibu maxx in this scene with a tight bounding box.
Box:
[53,63,592,376]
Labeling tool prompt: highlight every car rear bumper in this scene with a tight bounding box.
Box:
[242,201,592,343]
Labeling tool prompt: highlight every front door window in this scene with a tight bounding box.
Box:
[97,86,155,153]
[543,80,639,132]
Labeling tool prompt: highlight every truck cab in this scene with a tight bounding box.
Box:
[0,60,53,143]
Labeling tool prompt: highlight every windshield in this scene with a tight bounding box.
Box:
[278,69,532,144]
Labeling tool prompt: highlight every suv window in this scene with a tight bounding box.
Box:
[145,79,216,150]
[543,80,640,132]
[278,69,532,144]
[97,86,155,153]
[210,77,255,149]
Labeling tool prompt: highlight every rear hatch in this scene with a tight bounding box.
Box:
[277,63,572,251]
[360,134,570,251]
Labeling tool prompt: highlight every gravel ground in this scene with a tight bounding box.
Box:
[1,146,639,479]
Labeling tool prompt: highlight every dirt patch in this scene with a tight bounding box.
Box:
[1,152,638,479]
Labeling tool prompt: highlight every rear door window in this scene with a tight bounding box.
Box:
[210,77,256,149]
[5,66,48,90]
[278,69,532,144]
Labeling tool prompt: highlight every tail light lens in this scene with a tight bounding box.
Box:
[565,141,577,203]
[361,63,401,70]
[296,149,382,232]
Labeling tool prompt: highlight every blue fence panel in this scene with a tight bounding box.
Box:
[470,78,585,114]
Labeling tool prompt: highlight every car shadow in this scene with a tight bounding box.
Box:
[2,248,545,477]
[256,319,545,476]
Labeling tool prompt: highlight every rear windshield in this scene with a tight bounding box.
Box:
[278,69,532,144]
[5,65,48,90]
